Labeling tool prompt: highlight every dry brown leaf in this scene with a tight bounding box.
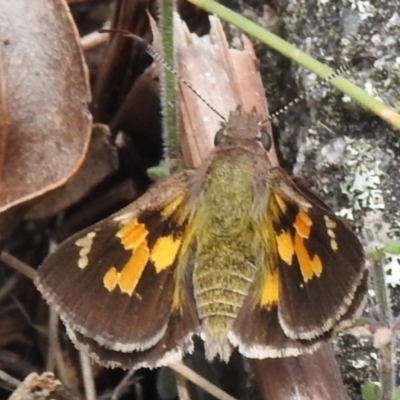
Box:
[0,0,92,235]
[25,124,118,220]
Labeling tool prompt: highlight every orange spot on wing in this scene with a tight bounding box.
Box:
[294,233,313,282]
[294,211,312,239]
[311,253,323,277]
[294,234,323,282]
[118,242,149,295]
[103,220,155,295]
[276,230,294,265]
[260,268,279,307]
[150,235,182,272]
[117,221,148,250]
[103,267,119,291]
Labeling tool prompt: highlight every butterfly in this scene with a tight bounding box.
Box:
[35,107,367,369]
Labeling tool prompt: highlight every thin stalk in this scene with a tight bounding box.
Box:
[158,0,181,174]
[365,224,394,400]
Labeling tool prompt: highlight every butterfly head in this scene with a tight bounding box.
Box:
[213,107,272,156]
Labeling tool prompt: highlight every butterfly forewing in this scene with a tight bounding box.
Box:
[36,170,198,354]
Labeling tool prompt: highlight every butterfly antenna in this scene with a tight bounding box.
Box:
[263,56,369,123]
[100,28,227,122]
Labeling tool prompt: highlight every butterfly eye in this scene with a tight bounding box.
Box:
[214,128,225,146]
[259,128,272,150]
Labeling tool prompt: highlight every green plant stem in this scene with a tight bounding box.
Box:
[187,0,400,131]
[158,0,181,175]
[366,238,394,400]
[372,256,394,400]
[370,253,392,327]
[380,343,394,400]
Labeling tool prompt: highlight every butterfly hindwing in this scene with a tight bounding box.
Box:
[35,170,198,355]
[268,170,366,340]
[66,281,199,369]
[229,293,326,358]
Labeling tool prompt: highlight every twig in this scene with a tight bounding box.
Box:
[0,273,20,304]
[54,344,74,390]
[110,368,137,400]
[169,362,237,400]
[46,310,59,372]
[0,368,21,389]
[81,22,110,51]
[79,352,96,400]
[370,254,394,400]
[174,372,191,400]
[363,217,395,400]
[0,251,37,281]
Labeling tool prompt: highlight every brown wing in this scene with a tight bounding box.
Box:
[230,169,366,355]
[270,174,366,339]
[229,298,325,358]
[66,282,199,369]
[36,170,200,360]
[229,262,368,358]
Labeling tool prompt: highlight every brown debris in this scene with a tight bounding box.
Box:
[0,0,92,238]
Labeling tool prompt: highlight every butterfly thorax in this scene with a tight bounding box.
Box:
[188,155,266,361]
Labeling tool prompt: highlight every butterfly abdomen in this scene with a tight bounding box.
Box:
[193,237,258,361]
